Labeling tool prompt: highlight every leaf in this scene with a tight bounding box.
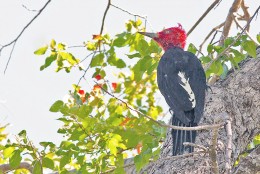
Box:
[116,59,126,68]
[50,39,56,49]
[257,34,260,44]
[126,53,141,59]
[40,54,57,71]
[33,161,42,174]
[90,53,104,67]
[207,44,213,53]
[42,157,55,170]
[57,43,66,51]
[136,39,150,56]
[187,43,197,54]
[242,40,257,58]
[60,155,71,169]
[200,56,211,64]
[10,150,22,168]
[3,147,15,158]
[34,45,48,55]
[49,100,64,112]
[220,63,229,79]
[113,37,128,47]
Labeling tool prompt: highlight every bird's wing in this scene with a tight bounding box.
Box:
[186,52,206,123]
[157,50,196,124]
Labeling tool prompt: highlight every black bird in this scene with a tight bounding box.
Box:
[139,24,206,155]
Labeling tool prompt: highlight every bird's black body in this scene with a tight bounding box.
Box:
[157,46,206,156]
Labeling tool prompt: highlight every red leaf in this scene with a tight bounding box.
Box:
[112,83,117,90]
[93,84,101,91]
[92,34,102,40]
[78,89,85,95]
[95,74,102,81]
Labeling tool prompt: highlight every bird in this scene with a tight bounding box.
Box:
[139,24,206,156]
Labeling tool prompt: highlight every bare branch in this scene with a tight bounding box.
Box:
[187,0,222,36]
[95,81,225,131]
[219,0,243,45]
[233,15,259,45]
[198,22,225,56]
[111,4,147,20]
[0,0,52,73]
[0,162,33,173]
[100,0,111,35]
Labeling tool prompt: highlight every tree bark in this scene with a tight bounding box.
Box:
[125,48,260,174]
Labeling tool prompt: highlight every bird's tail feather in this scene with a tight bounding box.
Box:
[172,114,197,156]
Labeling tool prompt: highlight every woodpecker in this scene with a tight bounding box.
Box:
[139,24,206,156]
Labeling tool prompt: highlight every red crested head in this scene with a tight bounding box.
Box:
[139,24,187,50]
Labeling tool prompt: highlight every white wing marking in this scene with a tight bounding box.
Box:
[177,71,196,108]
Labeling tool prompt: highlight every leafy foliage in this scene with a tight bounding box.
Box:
[1,18,259,174]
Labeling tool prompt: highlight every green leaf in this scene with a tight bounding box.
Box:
[200,56,211,64]
[242,40,257,58]
[231,49,245,63]
[187,43,197,54]
[3,147,15,158]
[10,150,22,168]
[90,53,104,67]
[42,157,55,170]
[116,59,126,68]
[50,100,64,112]
[60,155,71,169]
[113,37,128,47]
[126,53,141,59]
[257,34,260,44]
[50,39,56,49]
[207,44,213,53]
[220,63,229,79]
[33,161,42,174]
[57,43,66,51]
[34,45,48,55]
[40,54,57,71]
[136,39,150,56]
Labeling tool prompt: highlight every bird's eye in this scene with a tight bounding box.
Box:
[164,30,170,34]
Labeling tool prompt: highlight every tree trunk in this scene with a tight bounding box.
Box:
[125,47,260,174]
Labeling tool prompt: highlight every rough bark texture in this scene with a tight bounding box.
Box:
[125,48,260,174]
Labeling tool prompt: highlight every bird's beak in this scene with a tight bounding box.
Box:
[138,32,158,39]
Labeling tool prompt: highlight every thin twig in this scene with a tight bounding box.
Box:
[183,142,208,152]
[100,0,111,35]
[111,4,147,19]
[233,15,259,45]
[198,22,225,56]
[209,128,220,174]
[95,81,225,131]
[0,0,52,74]
[225,119,232,174]
[22,4,39,12]
[187,0,222,36]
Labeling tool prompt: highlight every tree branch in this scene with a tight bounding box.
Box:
[187,0,222,36]
[99,0,111,35]
[219,0,243,45]
[0,0,52,74]
[0,162,33,173]
[95,81,225,131]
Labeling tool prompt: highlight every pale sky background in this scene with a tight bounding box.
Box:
[0,0,259,145]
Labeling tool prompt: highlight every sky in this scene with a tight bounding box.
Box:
[0,0,259,145]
